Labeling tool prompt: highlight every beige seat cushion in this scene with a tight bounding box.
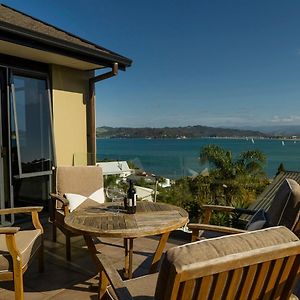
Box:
[0,229,42,272]
[155,226,299,299]
[107,273,158,300]
[106,227,299,300]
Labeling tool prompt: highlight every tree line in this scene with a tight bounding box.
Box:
[96,125,266,139]
[157,145,269,226]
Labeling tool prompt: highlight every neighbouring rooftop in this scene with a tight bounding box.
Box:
[96,161,131,176]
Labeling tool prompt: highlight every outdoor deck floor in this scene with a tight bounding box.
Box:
[1,218,300,299]
[0,219,189,299]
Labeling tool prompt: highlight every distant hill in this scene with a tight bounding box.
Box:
[238,125,300,136]
[96,125,267,139]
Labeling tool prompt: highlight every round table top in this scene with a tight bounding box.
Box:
[64,200,189,238]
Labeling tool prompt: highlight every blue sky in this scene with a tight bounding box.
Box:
[4,0,300,128]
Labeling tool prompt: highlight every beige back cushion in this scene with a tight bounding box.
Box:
[268,178,300,229]
[155,226,299,299]
[277,179,300,229]
[56,166,103,196]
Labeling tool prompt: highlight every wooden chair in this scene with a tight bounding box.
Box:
[245,171,300,223]
[0,206,44,300]
[95,226,300,300]
[188,178,300,241]
[49,166,104,260]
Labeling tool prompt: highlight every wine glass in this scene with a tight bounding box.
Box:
[106,187,126,213]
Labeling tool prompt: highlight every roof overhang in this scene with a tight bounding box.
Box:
[0,21,132,71]
[0,39,104,70]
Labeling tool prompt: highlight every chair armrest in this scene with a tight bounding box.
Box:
[233,207,257,215]
[50,193,69,206]
[188,223,246,241]
[201,205,235,224]
[96,253,133,300]
[0,206,43,215]
[50,193,70,216]
[0,206,43,233]
[202,205,256,215]
[202,204,235,212]
[0,227,20,234]
[188,223,246,233]
[201,205,256,224]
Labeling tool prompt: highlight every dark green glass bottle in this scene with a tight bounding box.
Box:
[126,180,137,214]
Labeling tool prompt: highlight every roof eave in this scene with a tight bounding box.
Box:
[0,20,132,71]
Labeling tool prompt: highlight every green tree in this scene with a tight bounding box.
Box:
[200,145,266,178]
[157,177,201,222]
[151,145,269,226]
[199,145,268,207]
[276,163,286,176]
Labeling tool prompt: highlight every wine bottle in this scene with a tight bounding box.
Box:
[127,180,137,214]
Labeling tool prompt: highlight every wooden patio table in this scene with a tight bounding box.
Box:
[64,200,189,279]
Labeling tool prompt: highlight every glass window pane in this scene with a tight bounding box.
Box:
[10,91,19,176]
[12,75,53,174]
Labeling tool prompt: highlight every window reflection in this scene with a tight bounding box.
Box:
[11,75,53,174]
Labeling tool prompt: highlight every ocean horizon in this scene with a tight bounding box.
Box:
[96,137,300,179]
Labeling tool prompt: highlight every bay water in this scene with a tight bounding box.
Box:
[96,138,300,179]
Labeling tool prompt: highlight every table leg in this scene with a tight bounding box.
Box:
[124,238,134,279]
[84,235,100,267]
[84,235,107,298]
[98,269,109,300]
[149,231,170,274]
[124,238,129,278]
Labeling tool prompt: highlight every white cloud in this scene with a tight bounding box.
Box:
[270,115,300,124]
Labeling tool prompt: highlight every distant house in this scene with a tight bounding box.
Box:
[127,174,157,184]
[135,186,155,202]
[159,178,171,188]
[96,161,132,178]
[0,4,131,210]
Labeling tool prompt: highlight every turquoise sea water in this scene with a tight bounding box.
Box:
[96,138,300,179]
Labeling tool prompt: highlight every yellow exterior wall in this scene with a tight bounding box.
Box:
[51,65,93,166]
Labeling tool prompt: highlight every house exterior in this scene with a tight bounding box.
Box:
[96,161,132,178]
[135,185,155,202]
[0,4,132,210]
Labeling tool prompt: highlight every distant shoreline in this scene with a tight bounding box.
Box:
[96,125,300,140]
[96,125,268,139]
[97,136,300,141]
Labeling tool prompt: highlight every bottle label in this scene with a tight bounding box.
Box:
[133,194,137,206]
[128,198,133,207]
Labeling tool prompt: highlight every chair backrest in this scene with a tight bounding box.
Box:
[155,226,300,300]
[242,172,300,224]
[267,178,300,230]
[56,166,103,197]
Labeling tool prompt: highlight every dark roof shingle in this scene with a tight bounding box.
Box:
[0,4,132,69]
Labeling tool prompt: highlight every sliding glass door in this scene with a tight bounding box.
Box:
[0,65,54,224]
[0,67,12,221]
[11,73,53,176]
[10,71,54,206]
